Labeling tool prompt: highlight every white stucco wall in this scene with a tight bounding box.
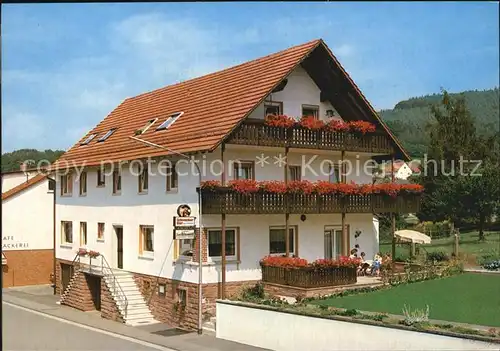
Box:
[1,171,40,192]
[247,65,340,121]
[55,154,377,284]
[2,179,53,251]
[395,163,413,180]
[216,302,499,351]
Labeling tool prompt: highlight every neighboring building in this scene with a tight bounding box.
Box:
[378,160,420,180]
[51,39,419,330]
[1,170,55,288]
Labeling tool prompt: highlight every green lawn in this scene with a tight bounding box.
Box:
[311,273,500,327]
[380,231,500,260]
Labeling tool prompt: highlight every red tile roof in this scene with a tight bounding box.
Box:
[53,38,410,170]
[2,173,47,201]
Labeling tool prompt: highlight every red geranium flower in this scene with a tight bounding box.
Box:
[348,121,376,134]
[228,179,259,194]
[265,114,296,128]
[299,116,325,130]
[287,180,315,194]
[326,119,350,132]
[260,181,287,193]
[200,180,222,190]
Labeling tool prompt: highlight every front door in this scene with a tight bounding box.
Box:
[324,227,342,259]
[115,226,123,269]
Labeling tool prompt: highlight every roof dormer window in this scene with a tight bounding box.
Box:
[135,118,158,135]
[156,112,183,131]
[81,134,97,145]
[97,128,117,142]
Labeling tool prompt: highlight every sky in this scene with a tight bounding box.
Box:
[2,2,499,153]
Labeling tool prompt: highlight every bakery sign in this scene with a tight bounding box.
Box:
[173,204,196,240]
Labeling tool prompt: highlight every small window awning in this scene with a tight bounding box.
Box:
[395,230,431,244]
[2,252,7,265]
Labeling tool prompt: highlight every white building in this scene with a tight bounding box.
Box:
[1,170,55,287]
[51,39,419,330]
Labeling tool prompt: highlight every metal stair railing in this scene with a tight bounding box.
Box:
[100,255,128,318]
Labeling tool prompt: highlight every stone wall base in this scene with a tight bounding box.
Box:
[133,272,258,331]
[263,281,383,299]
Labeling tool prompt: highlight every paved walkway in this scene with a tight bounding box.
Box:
[2,285,268,351]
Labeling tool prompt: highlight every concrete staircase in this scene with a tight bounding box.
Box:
[202,316,216,335]
[104,269,159,327]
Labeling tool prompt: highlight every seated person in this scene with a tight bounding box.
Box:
[349,248,358,259]
[357,252,370,275]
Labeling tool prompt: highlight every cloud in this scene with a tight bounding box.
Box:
[1,111,46,151]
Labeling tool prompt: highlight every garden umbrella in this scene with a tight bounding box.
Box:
[394,230,431,244]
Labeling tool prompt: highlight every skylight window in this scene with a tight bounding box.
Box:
[156,112,183,131]
[81,134,97,145]
[97,128,117,142]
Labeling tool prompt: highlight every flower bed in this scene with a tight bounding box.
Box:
[201,180,423,198]
[260,256,359,288]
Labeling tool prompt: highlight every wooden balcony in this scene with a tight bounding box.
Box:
[261,265,357,288]
[227,120,394,154]
[201,188,421,215]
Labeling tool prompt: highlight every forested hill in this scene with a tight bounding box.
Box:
[1,149,65,173]
[379,88,499,157]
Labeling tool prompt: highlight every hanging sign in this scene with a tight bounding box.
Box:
[173,204,196,239]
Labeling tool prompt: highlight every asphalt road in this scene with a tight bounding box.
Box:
[2,303,172,351]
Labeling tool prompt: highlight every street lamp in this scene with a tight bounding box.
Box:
[128,136,204,335]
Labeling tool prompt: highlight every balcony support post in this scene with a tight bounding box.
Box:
[221,143,227,299]
[391,154,397,262]
[284,146,290,257]
[341,150,349,256]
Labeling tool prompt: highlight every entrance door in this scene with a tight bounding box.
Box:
[324,227,342,259]
[115,226,123,269]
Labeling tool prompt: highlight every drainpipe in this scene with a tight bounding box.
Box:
[45,174,57,295]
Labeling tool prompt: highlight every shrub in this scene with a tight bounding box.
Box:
[402,304,430,326]
[477,250,500,270]
[426,251,449,262]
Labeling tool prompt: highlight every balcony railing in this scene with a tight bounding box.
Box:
[201,188,421,215]
[261,265,357,288]
[227,120,394,154]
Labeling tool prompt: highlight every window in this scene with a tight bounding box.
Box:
[97,128,117,142]
[158,284,166,297]
[81,134,97,145]
[177,288,187,308]
[79,171,87,196]
[113,169,121,194]
[60,174,73,196]
[61,221,73,244]
[166,161,178,192]
[208,228,237,259]
[48,179,55,192]
[264,102,282,116]
[97,223,105,241]
[138,164,149,193]
[179,239,194,257]
[329,163,341,183]
[156,112,183,131]
[233,161,254,180]
[80,222,87,246]
[137,118,158,135]
[140,225,154,254]
[269,226,296,255]
[288,165,301,181]
[302,104,319,119]
[97,169,105,187]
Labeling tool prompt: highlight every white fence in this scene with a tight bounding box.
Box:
[216,301,499,351]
